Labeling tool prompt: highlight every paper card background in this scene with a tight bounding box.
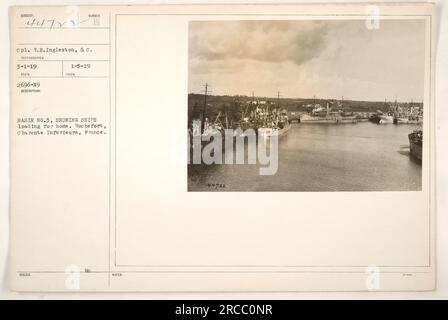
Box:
[1,0,448,298]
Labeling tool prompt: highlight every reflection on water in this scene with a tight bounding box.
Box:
[188,122,422,192]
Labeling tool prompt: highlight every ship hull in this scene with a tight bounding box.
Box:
[379,116,394,124]
[369,115,381,124]
[300,118,337,124]
[300,113,357,124]
[338,117,358,124]
[408,133,423,161]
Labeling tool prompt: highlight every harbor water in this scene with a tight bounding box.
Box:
[188,122,422,191]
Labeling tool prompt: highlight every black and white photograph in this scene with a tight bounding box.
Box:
[4,1,444,297]
[188,19,425,192]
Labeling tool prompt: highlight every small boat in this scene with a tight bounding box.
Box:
[408,130,423,161]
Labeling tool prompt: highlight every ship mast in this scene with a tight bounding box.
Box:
[277,91,281,109]
[201,83,209,134]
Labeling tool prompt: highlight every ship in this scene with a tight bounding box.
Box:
[300,102,357,124]
[408,130,423,162]
[379,114,394,124]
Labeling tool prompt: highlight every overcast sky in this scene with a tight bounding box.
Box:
[189,19,426,102]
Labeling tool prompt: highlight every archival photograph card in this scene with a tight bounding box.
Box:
[9,3,436,292]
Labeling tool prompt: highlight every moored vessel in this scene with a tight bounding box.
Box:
[300,102,357,124]
[379,114,394,124]
[408,130,422,161]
